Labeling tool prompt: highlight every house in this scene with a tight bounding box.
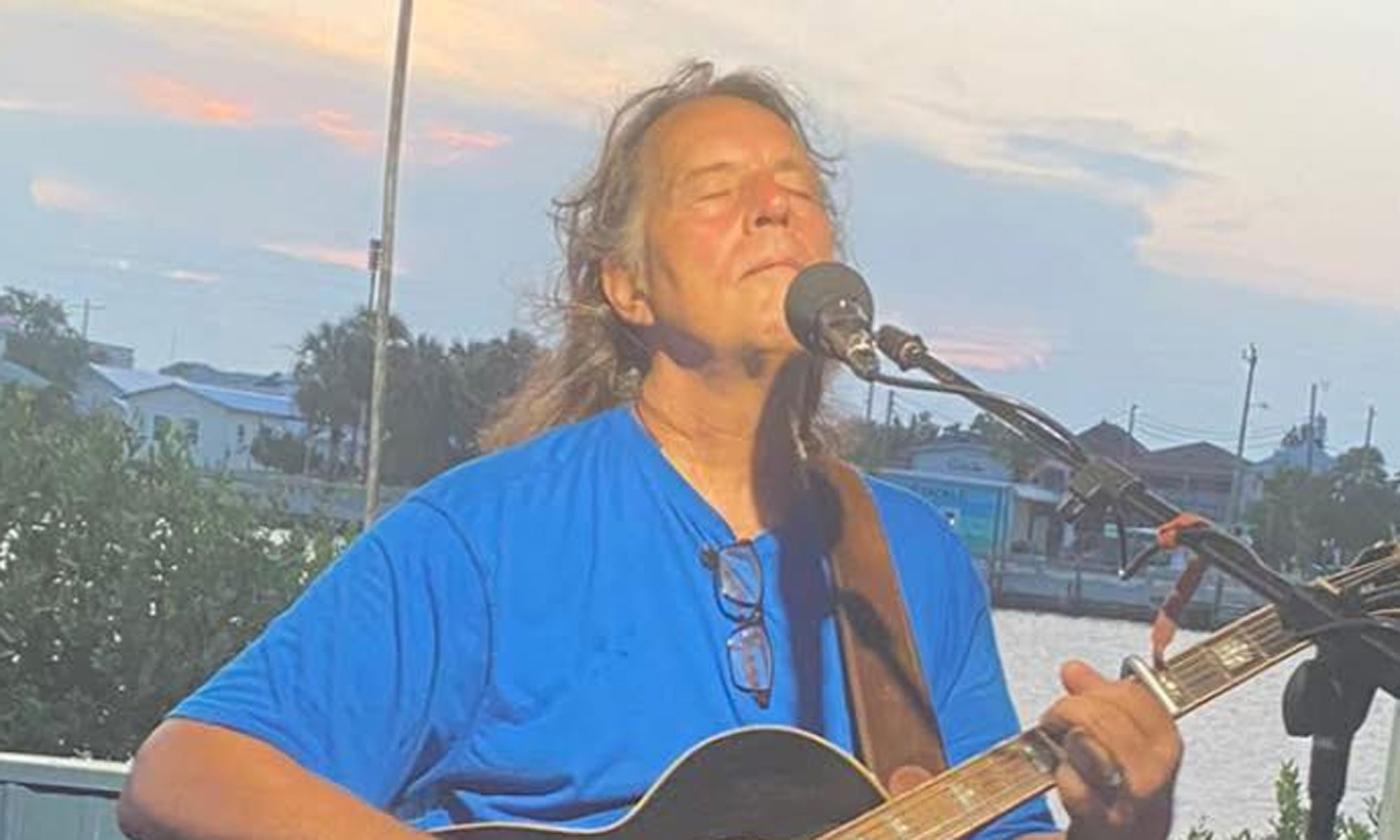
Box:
[75,364,305,472]
[881,437,1066,559]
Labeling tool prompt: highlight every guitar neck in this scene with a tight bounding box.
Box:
[819,564,1384,840]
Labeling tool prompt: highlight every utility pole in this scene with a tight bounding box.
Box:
[1125,403,1139,456]
[865,379,875,423]
[366,237,382,313]
[1306,382,1319,474]
[363,0,415,529]
[1365,405,1377,450]
[1226,343,1259,526]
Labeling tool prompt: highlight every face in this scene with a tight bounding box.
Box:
[606,95,837,366]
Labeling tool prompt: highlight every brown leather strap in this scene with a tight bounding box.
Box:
[812,456,948,792]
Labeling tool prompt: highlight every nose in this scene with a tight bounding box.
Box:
[746,174,790,231]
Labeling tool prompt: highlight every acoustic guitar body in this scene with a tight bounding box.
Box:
[429,726,887,840]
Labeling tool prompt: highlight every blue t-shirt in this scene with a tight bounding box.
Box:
[171,405,1055,837]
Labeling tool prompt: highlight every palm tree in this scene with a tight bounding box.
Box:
[293,308,407,477]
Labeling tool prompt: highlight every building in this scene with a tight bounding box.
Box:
[1077,421,1262,523]
[75,364,305,472]
[880,437,1065,559]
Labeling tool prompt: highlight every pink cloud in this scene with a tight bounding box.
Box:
[301,109,377,154]
[934,334,1053,372]
[131,74,253,126]
[420,123,510,165]
[259,241,367,271]
[29,176,112,216]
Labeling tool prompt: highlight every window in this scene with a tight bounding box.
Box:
[237,424,246,445]
[183,418,200,446]
[153,415,171,439]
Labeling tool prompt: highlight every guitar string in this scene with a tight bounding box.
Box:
[828,613,1299,834]
[818,742,1043,840]
[1152,558,1393,692]
[820,558,1399,840]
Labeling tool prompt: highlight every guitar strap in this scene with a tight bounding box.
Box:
[812,456,949,794]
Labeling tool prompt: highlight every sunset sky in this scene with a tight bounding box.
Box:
[4,1,1398,461]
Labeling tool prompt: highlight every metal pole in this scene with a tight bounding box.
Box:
[1366,405,1377,451]
[1306,382,1319,474]
[1226,344,1259,526]
[865,379,875,423]
[363,0,414,529]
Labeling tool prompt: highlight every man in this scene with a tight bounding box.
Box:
[118,61,1181,840]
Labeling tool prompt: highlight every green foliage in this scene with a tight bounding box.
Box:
[1246,449,1400,575]
[1181,761,1380,840]
[290,307,540,486]
[0,386,342,759]
[0,286,88,387]
[250,426,316,474]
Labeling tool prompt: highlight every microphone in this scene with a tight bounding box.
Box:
[784,261,879,377]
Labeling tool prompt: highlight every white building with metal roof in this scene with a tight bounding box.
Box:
[75,364,306,472]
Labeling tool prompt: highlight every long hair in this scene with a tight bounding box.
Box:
[480,60,841,453]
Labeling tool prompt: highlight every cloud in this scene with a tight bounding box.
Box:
[931,330,1053,373]
[258,241,367,271]
[78,2,1400,311]
[130,74,254,126]
[300,108,377,153]
[29,176,113,216]
[162,268,221,284]
[0,97,70,115]
[419,124,511,166]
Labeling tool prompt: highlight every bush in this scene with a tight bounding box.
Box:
[0,386,343,759]
[1183,761,1380,840]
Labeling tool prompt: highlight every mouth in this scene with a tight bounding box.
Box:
[743,257,805,278]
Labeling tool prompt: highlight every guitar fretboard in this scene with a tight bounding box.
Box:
[818,557,1394,840]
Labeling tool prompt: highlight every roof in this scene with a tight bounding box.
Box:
[87,363,300,419]
[87,364,174,395]
[0,358,50,388]
[1135,441,1245,475]
[183,382,299,418]
[126,381,300,419]
[1078,421,1148,458]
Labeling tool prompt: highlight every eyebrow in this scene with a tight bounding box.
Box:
[674,157,812,189]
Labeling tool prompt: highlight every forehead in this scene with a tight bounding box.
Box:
[642,95,815,183]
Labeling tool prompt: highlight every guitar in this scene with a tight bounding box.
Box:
[429,545,1400,840]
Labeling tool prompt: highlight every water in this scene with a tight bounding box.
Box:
[992,609,1398,836]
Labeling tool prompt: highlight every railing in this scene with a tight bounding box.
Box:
[0,751,127,839]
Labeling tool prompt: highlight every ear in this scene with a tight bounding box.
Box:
[600,257,654,328]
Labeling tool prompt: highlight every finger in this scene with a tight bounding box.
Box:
[1060,659,1112,695]
[1054,753,1111,819]
[1042,696,1156,797]
[1061,727,1124,802]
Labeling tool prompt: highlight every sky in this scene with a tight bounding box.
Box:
[3,1,1398,463]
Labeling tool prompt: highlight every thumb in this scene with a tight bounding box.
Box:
[1060,659,1111,695]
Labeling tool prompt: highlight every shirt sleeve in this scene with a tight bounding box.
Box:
[167,497,491,810]
[874,481,1059,839]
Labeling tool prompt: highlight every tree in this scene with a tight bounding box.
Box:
[1245,447,1399,575]
[0,286,87,387]
[292,308,409,478]
[970,411,1046,480]
[0,385,342,758]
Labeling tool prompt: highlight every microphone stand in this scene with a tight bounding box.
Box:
[862,323,1400,839]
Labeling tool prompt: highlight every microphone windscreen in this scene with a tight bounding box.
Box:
[784,262,873,353]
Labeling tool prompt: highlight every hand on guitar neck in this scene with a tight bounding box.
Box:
[1041,660,1183,840]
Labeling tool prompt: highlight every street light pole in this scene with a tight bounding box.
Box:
[363,0,415,529]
